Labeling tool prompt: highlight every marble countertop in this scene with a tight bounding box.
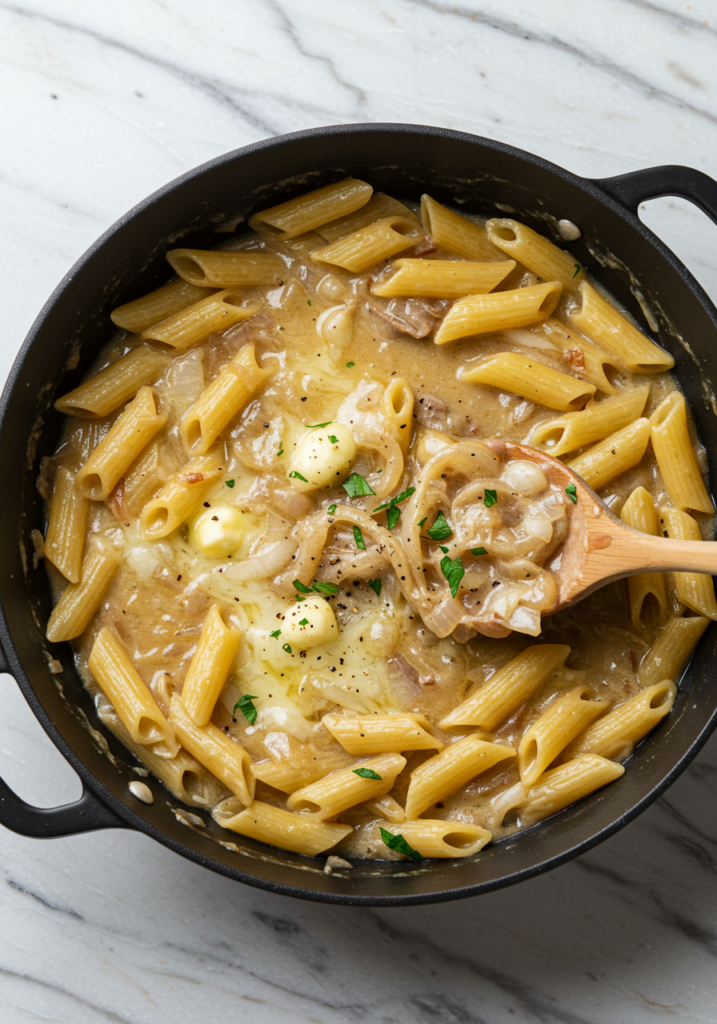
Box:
[3,1,717,1021]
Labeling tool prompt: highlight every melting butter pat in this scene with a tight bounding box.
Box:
[289,423,356,492]
[190,506,247,557]
[283,596,339,648]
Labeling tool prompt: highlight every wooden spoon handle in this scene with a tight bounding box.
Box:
[622,532,717,575]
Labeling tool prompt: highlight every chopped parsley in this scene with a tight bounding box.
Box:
[418,516,427,528]
[343,472,375,498]
[441,554,465,598]
[368,578,382,597]
[293,579,312,594]
[225,479,235,488]
[232,694,258,726]
[572,263,581,278]
[312,581,339,596]
[327,503,337,515]
[269,629,281,638]
[282,642,292,654]
[289,470,308,482]
[308,299,312,305]
[427,511,452,541]
[328,435,339,444]
[277,445,284,457]
[471,547,488,556]
[299,617,309,626]
[439,545,449,554]
[353,767,383,780]
[346,361,355,367]
[483,489,498,508]
[374,487,416,513]
[386,505,401,530]
[379,827,423,860]
[353,525,366,550]
[305,421,332,428]
[565,482,578,504]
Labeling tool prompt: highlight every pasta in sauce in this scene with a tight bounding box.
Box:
[40,180,714,862]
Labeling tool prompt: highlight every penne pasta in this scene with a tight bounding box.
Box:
[486,218,584,290]
[181,343,271,454]
[570,281,675,373]
[75,386,167,501]
[420,195,504,260]
[249,178,373,239]
[372,258,515,299]
[504,316,624,396]
[170,695,254,804]
[660,506,717,619]
[140,453,224,538]
[166,249,285,288]
[565,681,676,762]
[404,737,516,820]
[621,487,668,628]
[214,798,352,856]
[111,279,216,334]
[380,377,414,456]
[518,686,609,786]
[88,628,179,758]
[434,282,563,344]
[251,752,350,794]
[461,352,595,412]
[318,193,420,243]
[141,290,260,350]
[520,754,625,826]
[529,387,650,457]
[651,392,714,513]
[566,418,651,490]
[46,542,119,643]
[180,605,241,726]
[287,754,406,820]
[322,712,442,754]
[121,442,167,517]
[44,466,89,583]
[440,645,571,731]
[637,614,709,687]
[55,346,170,418]
[364,795,406,823]
[310,216,423,273]
[383,820,492,858]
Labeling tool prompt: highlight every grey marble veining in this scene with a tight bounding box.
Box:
[3,2,717,1020]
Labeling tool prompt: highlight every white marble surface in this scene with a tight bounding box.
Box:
[3,1,717,1020]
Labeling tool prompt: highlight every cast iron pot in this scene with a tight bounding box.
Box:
[2,124,717,906]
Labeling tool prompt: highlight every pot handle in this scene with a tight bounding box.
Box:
[0,644,124,838]
[594,165,717,223]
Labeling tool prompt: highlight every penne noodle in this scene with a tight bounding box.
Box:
[318,192,420,242]
[140,453,224,539]
[566,418,651,490]
[141,290,260,350]
[651,392,714,513]
[529,387,650,457]
[661,506,717,619]
[420,195,504,260]
[383,820,492,858]
[461,352,595,412]
[214,798,352,856]
[504,316,624,396]
[55,346,170,418]
[111,279,216,334]
[121,442,168,517]
[249,178,373,239]
[486,218,584,290]
[322,713,442,754]
[380,377,414,456]
[518,686,609,786]
[520,754,625,826]
[372,258,515,299]
[440,645,571,731]
[75,387,167,501]
[88,628,179,758]
[310,216,423,273]
[404,737,516,820]
[180,605,241,726]
[434,282,563,344]
[46,542,119,643]
[364,795,406,823]
[570,281,675,373]
[181,343,271,454]
[287,754,406,820]
[166,249,285,289]
[170,696,254,804]
[251,752,350,794]
[621,487,668,628]
[637,615,709,687]
[565,681,676,762]
[44,466,89,583]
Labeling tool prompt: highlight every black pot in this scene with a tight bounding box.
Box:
[2,124,717,906]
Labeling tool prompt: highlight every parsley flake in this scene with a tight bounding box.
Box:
[346,361,355,368]
[343,473,375,498]
[441,554,465,598]
[418,516,427,528]
[328,434,339,444]
[565,482,578,504]
[305,421,332,428]
[327,503,337,515]
[368,578,382,597]
[299,617,309,626]
[308,299,312,305]
[289,470,308,482]
[277,445,284,457]
[427,511,452,541]
[374,487,416,513]
[483,489,498,508]
[386,505,401,530]
[282,642,292,654]
[225,479,235,488]
[379,827,423,860]
[293,579,312,594]
[312,581,339,596]
[572,263,581,279]
[471,547,488,556]
[232,694,258,726]
[269,629,281,638]
[353,767,383,780]
[353,525,366,550]
[439,545,449,554]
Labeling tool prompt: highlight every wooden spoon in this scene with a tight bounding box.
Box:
[498,441,717,614]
